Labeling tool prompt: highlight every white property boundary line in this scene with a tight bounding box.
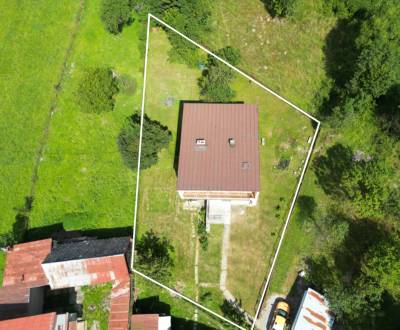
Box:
[130,13,321,330]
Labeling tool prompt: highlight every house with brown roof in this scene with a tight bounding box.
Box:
[177,103,260,225]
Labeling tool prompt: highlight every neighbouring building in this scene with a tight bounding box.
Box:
[176,103,260,227]
[292,288,335,330]
[131,314,171,330]
[0,236,132,330]
[0,312,76,330]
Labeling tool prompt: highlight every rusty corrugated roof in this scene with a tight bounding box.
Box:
[0,312,56,330]
[3,239,52,287]
[131,314,159,330]
[177,103,260,192]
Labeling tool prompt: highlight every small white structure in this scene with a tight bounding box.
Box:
[292,288,335,330]
[158,316,171,330]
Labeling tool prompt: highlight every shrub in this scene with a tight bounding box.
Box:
[263,0,298,17]
[118,113,171,170]
[76,68,118,114]
[101,0,132,34]
[135,230,174,281]
[199,46,241,102]
[197,208,208,251]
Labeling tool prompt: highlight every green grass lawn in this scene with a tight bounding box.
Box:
[82,283,112,330]
[0,0,81,235]
[136,24,314,320]
[29,0,142,232]
[208,0,336,111]
[0,252,5,285]
[135,275,237,330]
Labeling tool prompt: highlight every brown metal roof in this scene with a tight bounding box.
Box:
[177,103,260,192]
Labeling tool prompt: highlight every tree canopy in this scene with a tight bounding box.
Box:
[133,0,212,66]
[135,230,174,281]
[118,113,171,170]
[199,46,241,102]
[76,67,118,114]
[101,0,132,34]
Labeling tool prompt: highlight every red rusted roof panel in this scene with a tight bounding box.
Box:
[0,312,56,330]
[131,314,159,330]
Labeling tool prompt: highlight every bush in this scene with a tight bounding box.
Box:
[133,0,212,66]
[135,230,174,281]
[263,0,298,17]
[76,68,118,114]
[199,46,241,102]
[118,113,171,170]
[101,0,132,34]
[197,208,208,251]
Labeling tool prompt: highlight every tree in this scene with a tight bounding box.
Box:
[348,2,400,99]
[101,0,132,34]
[361,239,400,300]
[314,144,392,218]
[340,158,391,218]
[199,46,241,102]
[118,113,171,170]
[305,215,397,328]
[132,0,212,66]
[76,67,118,114]
[135,230,174,281]
[263,0,298,17]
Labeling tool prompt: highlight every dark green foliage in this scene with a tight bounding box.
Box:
[262,0,298,17]
[314,144,392,218]
[118,113,171,170]
[196,208,208,251]
[135,230,174,281]
[0,232,15,248]
[101,0,132,34]
[306,215,399,328]
[348,4,400,100]
[220,299,248,327]
[76,68,118,114]
[199,46,241,102]
[133,0,212,66]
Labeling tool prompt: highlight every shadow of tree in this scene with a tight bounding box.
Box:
[376,84,400,138]
[316,12,366,117]
[133,295,219,330]
[313,143,353,197]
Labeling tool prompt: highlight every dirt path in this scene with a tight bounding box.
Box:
[17,0,86,235]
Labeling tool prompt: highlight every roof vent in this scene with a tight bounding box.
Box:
[241,162,251,170]
[196,138,206,145]
[228,138,236,147]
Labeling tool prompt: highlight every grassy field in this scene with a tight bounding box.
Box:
[82,283,112,329]
[136,23,314,322]
[0,1,81,235]
[28,0,142,232]
[208,0,336,111]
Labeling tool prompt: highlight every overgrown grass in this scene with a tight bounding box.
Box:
[29,0,142,231]
[82,283,112,330]
[0,1,81,234]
